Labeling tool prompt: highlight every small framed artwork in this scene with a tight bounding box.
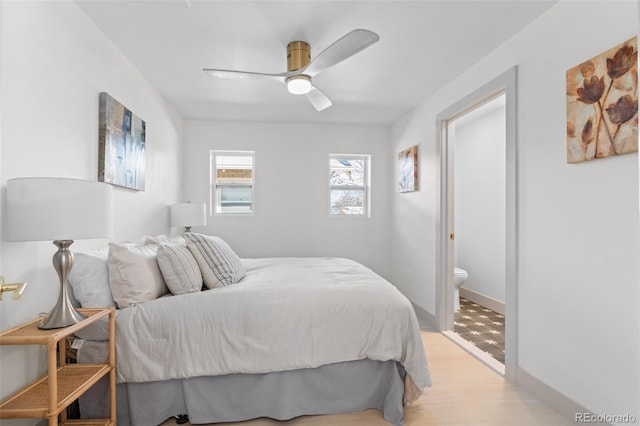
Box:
[398,145,419,192]
[98,92,146,190]
[567,36,638,163]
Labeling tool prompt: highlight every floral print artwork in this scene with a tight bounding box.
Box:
[567,37,638,163]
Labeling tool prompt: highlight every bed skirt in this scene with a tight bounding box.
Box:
[79,358,407,425]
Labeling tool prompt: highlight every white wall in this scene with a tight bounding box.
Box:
[391,0,639,422]
[454,100,506,303]
[183,120,392,279]
[0,1,184,418]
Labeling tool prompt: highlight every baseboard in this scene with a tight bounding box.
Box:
[516,367,611,425]
[411,303,437,331]
[459,287,505,315]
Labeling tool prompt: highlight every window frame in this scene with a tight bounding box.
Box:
[210,150,255,216]
[328,153,371,217]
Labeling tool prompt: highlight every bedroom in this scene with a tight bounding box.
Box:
[0,1,638,425]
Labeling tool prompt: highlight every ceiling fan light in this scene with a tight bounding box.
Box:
[286,75,312,95]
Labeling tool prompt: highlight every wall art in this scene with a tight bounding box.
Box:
[398,145,419,192]
[98,92,146,190]
[567,36,638,163]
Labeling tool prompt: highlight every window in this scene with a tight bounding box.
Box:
[329,154,370,216]
[211,151,254,214]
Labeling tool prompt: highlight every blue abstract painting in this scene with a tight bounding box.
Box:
[98,92,146,191]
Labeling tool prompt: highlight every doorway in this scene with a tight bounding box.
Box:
[435,67,518,380]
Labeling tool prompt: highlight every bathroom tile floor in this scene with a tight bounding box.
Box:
[454,298,505,364]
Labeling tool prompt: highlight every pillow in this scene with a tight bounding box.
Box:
[144,234,186,247]
[157,244,203,295]
[107,242,169,308]
[67,247,115,341]
[68,247,115,308]
[185,233,245,289]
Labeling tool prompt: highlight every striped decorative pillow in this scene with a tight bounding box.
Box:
[185,233,245,289]
[157,244,203,295]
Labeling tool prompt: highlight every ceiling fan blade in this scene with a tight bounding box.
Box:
[306,85,332,111]
[203,68,289,83]
[304,29,379,76]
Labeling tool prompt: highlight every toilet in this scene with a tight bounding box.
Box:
[453,267,468,311]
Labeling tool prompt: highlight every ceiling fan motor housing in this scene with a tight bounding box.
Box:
[287,41,311,72]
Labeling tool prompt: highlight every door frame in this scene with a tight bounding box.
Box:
[435,66,518,380]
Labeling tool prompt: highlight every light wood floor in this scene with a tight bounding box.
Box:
[161,327,573,426]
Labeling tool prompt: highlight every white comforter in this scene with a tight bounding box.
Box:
[115,257,431,394]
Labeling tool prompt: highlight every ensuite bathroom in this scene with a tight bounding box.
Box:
[451,95,507,366]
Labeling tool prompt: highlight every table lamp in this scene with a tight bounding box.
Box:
[6,177,113,329]
[170,202,207,233]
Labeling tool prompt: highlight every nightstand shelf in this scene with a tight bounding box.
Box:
[0,308,116,425]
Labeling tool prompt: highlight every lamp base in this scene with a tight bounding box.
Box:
[38,296,87,329]
[38,240,87,329]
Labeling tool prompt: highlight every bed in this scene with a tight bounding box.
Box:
[69,233,431,425]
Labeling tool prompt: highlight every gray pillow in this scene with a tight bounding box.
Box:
[185,233,245,289]
[68,247,115,308]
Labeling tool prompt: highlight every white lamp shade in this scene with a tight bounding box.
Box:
[170,203,207,228]
[6,178,113,242]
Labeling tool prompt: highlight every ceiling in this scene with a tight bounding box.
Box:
[75,0,556,125]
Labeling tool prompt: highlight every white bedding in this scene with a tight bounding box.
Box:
[114,257,431,396]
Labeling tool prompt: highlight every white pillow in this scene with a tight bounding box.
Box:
[144,234,186,247]
[68,247,115,308]
[107,242,169,308]
[185,233,245,289]
[157,244,203,295]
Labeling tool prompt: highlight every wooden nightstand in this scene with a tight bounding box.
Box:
[0,308,116,425]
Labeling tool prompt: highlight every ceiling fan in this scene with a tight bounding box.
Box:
[203,29,380,112]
